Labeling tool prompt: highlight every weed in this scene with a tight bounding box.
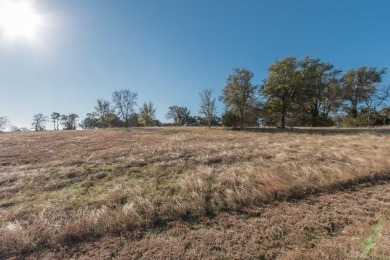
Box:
[363,221,383,257]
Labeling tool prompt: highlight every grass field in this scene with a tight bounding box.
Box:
[1,127,390,259]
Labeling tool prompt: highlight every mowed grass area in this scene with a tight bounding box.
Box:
[1,127,390,259]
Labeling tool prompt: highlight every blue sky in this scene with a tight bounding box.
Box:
[1,0,389,129]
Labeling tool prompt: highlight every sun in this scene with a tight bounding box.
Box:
[0,0,44,41]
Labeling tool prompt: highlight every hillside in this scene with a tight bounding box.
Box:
[1,127,390,259]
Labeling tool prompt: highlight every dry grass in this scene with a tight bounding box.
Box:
[1,127,390,258]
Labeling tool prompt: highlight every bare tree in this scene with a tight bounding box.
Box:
[95,99,112,118]
[32,113,48,131]
[0,115,9,130]
[363,85,390,126]
[199,88,217,127]
[112,89,138,127]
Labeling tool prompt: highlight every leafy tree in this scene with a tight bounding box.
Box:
[221,68,257,129]
[261,57,304,128]
[112,89,138,127]
[51,112,61,130]
[299,57,342,126]
[128,112,139,127]
[0,115,9,130]
[102,113,123,128]
[199,88,217,127]
[81,98,123,129]
[79,113,99,129]
[185,115,198,126]
[94,99,114,128]
[61,114,79,130]
[341,67,386,118]
[139,101,156,126]
[166,106,191,126]
[32,113,48,131]
[192,115,207,126]
[221,110,239,127]
[380,107,390,125]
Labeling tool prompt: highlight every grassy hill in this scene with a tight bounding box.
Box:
[1,127,390,259]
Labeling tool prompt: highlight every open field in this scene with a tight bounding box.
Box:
[1,127,390,259]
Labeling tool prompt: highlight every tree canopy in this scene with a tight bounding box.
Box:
[221,68,257,129]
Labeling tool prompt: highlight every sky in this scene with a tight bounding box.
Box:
[0,0,389,129]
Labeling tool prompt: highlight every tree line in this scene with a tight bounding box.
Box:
[1,55,389,131]
[220,56,389,129]
[79,88,218,129]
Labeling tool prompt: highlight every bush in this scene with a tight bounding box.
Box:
[342,116,365,127]
[221,111,239,127]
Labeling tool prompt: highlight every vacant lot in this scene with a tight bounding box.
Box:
[1,127,390,259]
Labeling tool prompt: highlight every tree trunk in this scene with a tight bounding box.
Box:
[367,108,371,127]
[351,100,358,118]
[311,102,319,126]
[240,107,244,129]
[281,109,287,129]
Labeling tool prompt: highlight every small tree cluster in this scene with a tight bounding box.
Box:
[80,89,159,129]
[31,113,79,131]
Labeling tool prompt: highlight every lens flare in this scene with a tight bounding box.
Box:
[0,0,44,41]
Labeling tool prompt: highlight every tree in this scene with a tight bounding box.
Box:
[199,88,217,127]
[32,113,48,131]
[79,113,99,129]
[94,99,114,128]
[9,126,30,132]
[112,89,138,127]
[10,125,21,132]
[51,112,61,130]
[139,101,156,126]
[61,114,79,130]
[299,57,342,126]
[362,85,390,126]
[165,106,191,126]
[380,107,390,125]
[128,112,139,127]
[95,99,112,117]
[221,110,239,127]
[221,68,257,129]
[0,115,9,130]
[261,57,304,128]
[341,67,386,118]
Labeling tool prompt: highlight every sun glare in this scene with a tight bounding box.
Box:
[0,0,44,41]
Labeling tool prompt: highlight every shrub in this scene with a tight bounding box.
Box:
[221,111,239,127]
